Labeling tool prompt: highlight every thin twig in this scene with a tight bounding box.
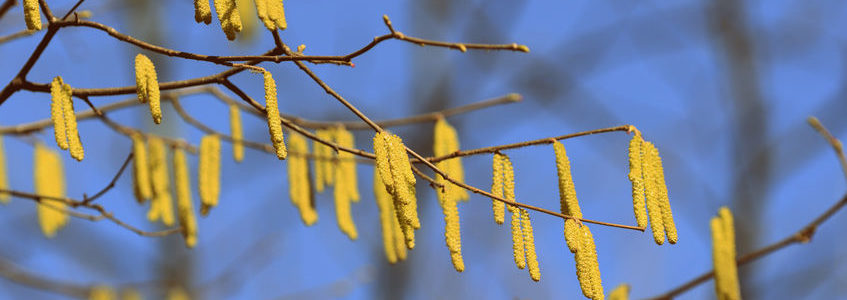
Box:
[0,29,37,44]
[82,152,133,204]
[0,0,16,21]
[807,117,847,182]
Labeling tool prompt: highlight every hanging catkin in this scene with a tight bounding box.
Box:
[263,71,287,160]
[173,148,198,248]
[199,135,221,216]
[490,154,506,224]
[313,129,335,192]
[554,141,586,254]
[194,0,212,24]
[608,283,630,300]
[642,141,665,245]
[628,131,647,228]
[712,207,741,300]
[374,132,418,249]
[50,77,69,151]
[23,0,41,31]
[287,131,317,225]
[147,137,175,226]
[433,118,468,202]
[0,136,9,204]
[438,182,464,272]
[131,133,152,203]
[254,0,286,31]
[521,209,541,281]
[375,171,398,264]
[498,154,526,270]
[333,127,359,240]
[229,104,244,162]
[134,54,162,124]
[33,144,69,238]
[574,225,604,300]
[649,142,677,244]
[213,0,243,40]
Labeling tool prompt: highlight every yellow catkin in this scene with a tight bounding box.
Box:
[34,144,69,238]
[213,0,243,40]
[649,143,677,244]
[193,0,212,24]
[50,77,69,150]
[433,118,468,202]
[131,133,152,203]
[173,148,198,248]
[167,286,190,300]
[608,284,630,300]
[254,0,272,30]
[490,154,506,224]
[628,132,647,228]
[642,141,665,245]
[229,104,244,162]
[147,137,174,226]
[374,171,398,264]
[500,155,526,270]
[198,135,221,216]
[263,71,286,160]
[564,219,581,253]
[134,54,161,124]
[60,82,84,161]
[577,225,604,300]
[333,127,359,240]
[715,207,740,300]
[287,132,317,225]
[313,129,335,192]
[439,184,464,272]
[268,0,287,30]
[554,141,582,218]
[374,132,418,249]
[521,209,540,281]
[0,136,9,204]
[89,285,116,300]
[121,288,142,300]
[23,0,41,31]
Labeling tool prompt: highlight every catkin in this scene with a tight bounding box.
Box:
[134,54,162,124]
[500,155,526,270]
[712,207,741,300]
[375,171,398,263]
[198,135,221,216]
[521,209,540,281]
[61,83,84,161]
[564,219,580,253]
[89,285,116,300]
[0,136,9,204]
[490,154,506,224]
[194,0,212,24]
[131,133,153,203]
[579,226,604,300]
[263,71,287,160]
[173,148,198,248]
[313,129,335,192]
[34,144,69,238]
[213,0,243,40]
[650,143,677,244]
[439,183,464,272]
[608,284,630,300]
[433,118,469,202]
[23,0,41,31]
[147,137,175,226]
[374,132,418,249]
[642,141,665,245]
[229,104,244,162]
[333,127,359,240]
[254,0,286,31]
[50,77,69,150]
[554,141,582,218]
[287,131,317,225]
[628,132,647,228]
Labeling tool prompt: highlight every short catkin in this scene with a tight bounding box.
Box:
[173,148,198,248]
[147,137,175,226]
[134,54,162,124]
[213,0,243,40]
[33,144,69,238]
[229,104,244,162]
[490,154,506,224]
[198,134,221,216]
[0,136,8,203]
[263,71,287,160]
[193,0,212,24]
[131,133,153,203]
[23,0,41,31]
[287,131,317,225]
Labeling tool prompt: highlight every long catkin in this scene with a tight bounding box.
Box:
[374,171,398,264]
[173,148,198,248]
[521,209,541,281]
[490,154,506,224]
[34,144,69,238]
[50,77,69,150]
[554,141,581,218]
[131,133,152,203]
[134,54,161,124]
[213,0,243,40]
[194,0,212,24]
[333,127,359,240]
[374,132,418,249]
[147,137,174,226]
[23,0,41,31]
[263,71,287,160]
[199,135,221,216]
[439,183,464,272]
[433,118,468,202]
[229,104,244,162]
[577,225,604,300]
[60,82,84,161]
[500,154,526,270]
[313,129,335,192]
[0,136,8,203]
[650,143,677,244]
[628,132,647,228]
[712,207,740,300]
[642,141,665,245]
[287,132,317,225]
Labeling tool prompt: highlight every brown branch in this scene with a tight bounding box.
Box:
[0,258,89,298]
[59,0,85,21]
[650,118,847,299]
[0,0,15,21]
[0,29,36,44]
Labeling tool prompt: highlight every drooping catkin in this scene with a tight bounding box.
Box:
[333,127,359,240]
[628,132,647,228]
[564,219,581,253]
[50,77,69,150]
[34,144,69,238]
[313,129,335,192]
[608,284,630,300]
[173,148,198,248]
[433,118,468,202]
[499,154,526,270]
[576,225,604,300]
[374,171,398,264]
[439,183,464,272]
[711,207,741,300]
[194,0,212,24]
[0,136,9,204]
[374,132,418,249]
[89,285,116,300]
[521,209,540,281]
[229,104,244,162]
[649,142,677,244]
[134,54,162,124]
[60,83,84,162]
[198,135,221,216]
[147,137,175,226]
[23,0,41,31]
[254,0,286,31]
[490,154,506,224]
[213,0,243,40]
[287,131,317,225]
[642,141,665,245]
[131,133,152,203]
[263,71,287,160]
[554,141,582,218]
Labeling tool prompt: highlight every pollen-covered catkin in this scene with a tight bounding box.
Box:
[313,129,335,192]
[711,207,741,300]
[628,132,647,228]
[642,141,665,245]
[439,183,464,272]
[173,148,198,248]
[374,132,418,249]
[263,71,287,160]
[490,154,506,224]
[23,0,41,31]
[199,135,221,216]
[0,136,8,203]
[608,284,630,300]
[255,0,287,31]
[194,0,212,24]
[333,127,359,240]
[287,132,317,225]
[374,172,398,264]
[229,104,244,162]
[500,155,526,270]
[577,225,604,300]
[131,133,152,203]
[433,118,468,202]
[50,77,69,150]
[147,137,174,226]
[60,82,84,161]
[213,0,243,40]
[554,141,582,218]
[88,285,116,300]
[134,54,161,124]
[649,143,677,244]
[34,144,69,238]
[521,209,541,281]
[564,219,581,253]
